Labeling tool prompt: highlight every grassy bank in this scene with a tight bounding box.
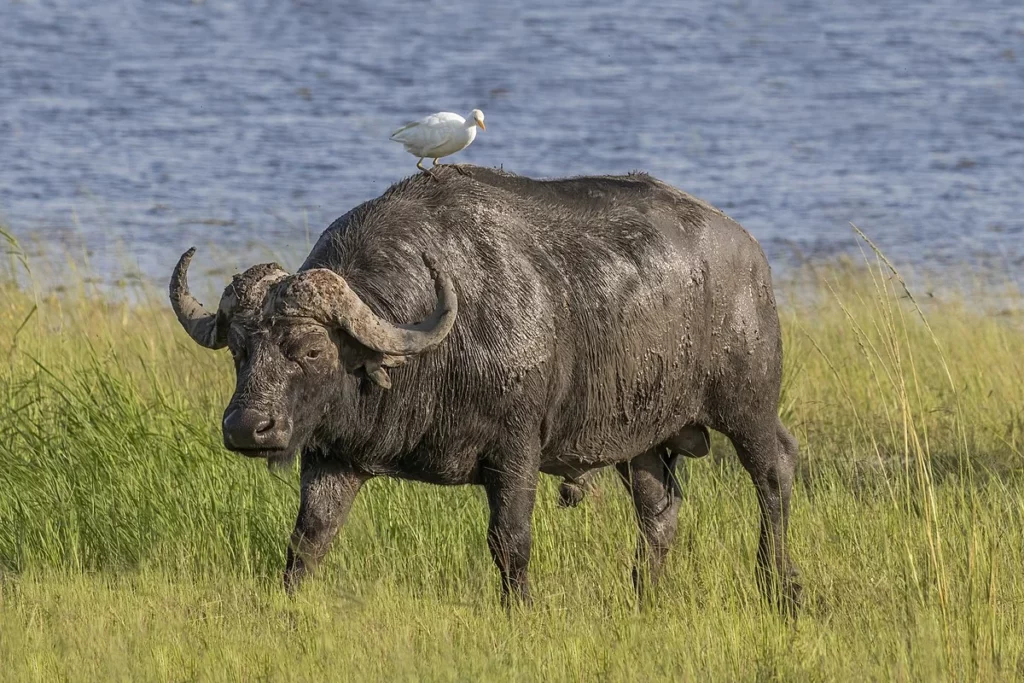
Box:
[0,247,1022,681]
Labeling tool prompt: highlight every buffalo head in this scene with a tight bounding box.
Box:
[168,248,457,461]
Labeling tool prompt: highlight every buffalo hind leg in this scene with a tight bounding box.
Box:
[284,458,367,594]
[482,463,539,608]
[617,446,683,601]
[731,418,802,613]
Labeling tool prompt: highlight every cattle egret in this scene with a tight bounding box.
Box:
[390,109,485,173]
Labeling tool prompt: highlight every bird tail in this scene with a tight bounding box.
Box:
[389,121,418,141]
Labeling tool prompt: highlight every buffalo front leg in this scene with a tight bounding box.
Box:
[616,447,683,601]
[482,464,539,608]
[283,459,367,594]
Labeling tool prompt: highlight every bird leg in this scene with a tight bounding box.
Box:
[416,158,437,180]
[433,158,471,177]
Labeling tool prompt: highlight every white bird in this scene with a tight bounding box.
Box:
[390,109,485,174]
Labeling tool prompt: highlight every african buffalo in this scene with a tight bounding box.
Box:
[169,166,801,609]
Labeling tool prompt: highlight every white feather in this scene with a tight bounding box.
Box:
[390,109,485,164]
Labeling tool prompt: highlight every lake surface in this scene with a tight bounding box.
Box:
[2,0,1022,294]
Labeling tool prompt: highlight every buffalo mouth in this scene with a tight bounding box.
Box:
[225,444,298,471]
[225,444,295,460]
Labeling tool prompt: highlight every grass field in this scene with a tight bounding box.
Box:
[1,237,1022,681]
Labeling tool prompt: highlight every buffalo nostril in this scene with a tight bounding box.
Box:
[223,408,290,452]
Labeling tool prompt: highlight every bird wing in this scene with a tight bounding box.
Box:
[390,115,461,153]
[426,112,465,125]
[389,112,464,144]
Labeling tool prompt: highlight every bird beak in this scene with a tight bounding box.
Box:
[477,121,485,131]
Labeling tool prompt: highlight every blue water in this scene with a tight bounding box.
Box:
[2,0,1022,291]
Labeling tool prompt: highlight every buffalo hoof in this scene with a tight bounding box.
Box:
[558,471,597,508]
[781,577,804,616]
[558,480,586,507]
[758,567,803,617]
[283,553,309,596]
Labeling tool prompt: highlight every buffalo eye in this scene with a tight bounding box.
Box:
[305,348,322,360]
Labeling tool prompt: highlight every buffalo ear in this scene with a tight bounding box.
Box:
[365,354,408,388]
[337,336,395,388]
[337,335,404,388]
[363,358,392,389]
[366,367,392,389]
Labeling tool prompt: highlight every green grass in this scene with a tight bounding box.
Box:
[0,242,1022,681]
